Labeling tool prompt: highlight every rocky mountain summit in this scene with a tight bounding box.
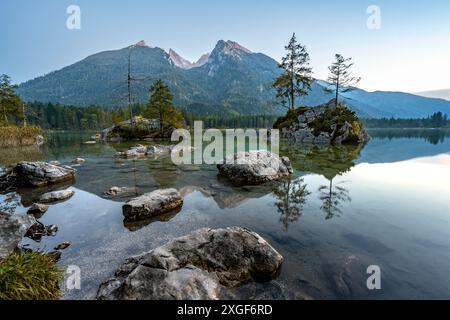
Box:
[169,49,210,69]
[274,100,370,144]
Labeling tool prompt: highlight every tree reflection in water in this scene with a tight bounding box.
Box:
[280,141,363,221]
[272,177,311,230]
[318,178,351,220]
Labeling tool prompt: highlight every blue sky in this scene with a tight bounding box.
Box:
[1,0,449,92]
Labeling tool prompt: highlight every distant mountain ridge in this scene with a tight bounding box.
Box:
[17,40,450,118]
[416,89,450,101]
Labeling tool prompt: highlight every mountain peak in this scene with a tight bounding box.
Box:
[169,49,193,69]
[133,40,151,48]
[194,53,210,66]
[169,49,210,69]
[213,40,252,56]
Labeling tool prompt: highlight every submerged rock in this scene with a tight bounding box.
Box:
[114,144,174,158]
[147,144,173,156]
[54,241,71,250]
[14,161,76,187]
[27,203,49,217]
[104,186,136,197]
[72,158,85,164]
[96,227,283,300]
[38,189,74,203]
[25,221,58,242]
[217,150,293,186]
[0,212,36,259]
[274,99,370,145]
[122,188,183,222]
[114,144,148,158]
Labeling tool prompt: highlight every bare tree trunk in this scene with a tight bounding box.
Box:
[22,103,27,127]
[127,50,134,132]
[335,67,340,108]
[159,109,163,137]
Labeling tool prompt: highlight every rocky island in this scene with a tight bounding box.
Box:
[102,116,179,142]
[274,99,370,144]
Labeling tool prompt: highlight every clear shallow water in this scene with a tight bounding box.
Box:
[1,129,450,299]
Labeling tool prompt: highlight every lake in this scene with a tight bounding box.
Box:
[1,129,450,299]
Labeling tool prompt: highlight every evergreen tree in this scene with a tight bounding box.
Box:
[325,54,361,108]
[0,74,23,124]
[273,33,313,110]
[142,79,184,135]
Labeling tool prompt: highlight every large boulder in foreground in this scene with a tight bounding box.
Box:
[122,188,183,222]
[96,227,283,300]
[0,212,36,259]
[274,99,370,144]
[217,150,293,186]
[14,161,75,187]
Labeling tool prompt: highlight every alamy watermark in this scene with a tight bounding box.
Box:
[366,265,381,290]
[66,5,81,30]
[170,121,280,167]
[367,5,381,30]
[62,265,81,291]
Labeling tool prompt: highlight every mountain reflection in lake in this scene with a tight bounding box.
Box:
[1,129,450,299]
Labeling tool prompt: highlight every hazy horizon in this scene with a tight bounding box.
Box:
[1,0,449,93]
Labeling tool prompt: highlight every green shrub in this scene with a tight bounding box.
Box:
[0,250,62,300]
[273,107,308,129]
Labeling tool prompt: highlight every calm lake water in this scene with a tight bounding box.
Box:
[1,129,450,299]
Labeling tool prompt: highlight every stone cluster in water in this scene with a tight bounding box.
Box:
[1,148,292,299]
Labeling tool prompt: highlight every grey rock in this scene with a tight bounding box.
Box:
[97,227,283,300]
[114,144,148,158]
[72,158,86,164]
[27,203,49,216]
[102,117,161,142]
[0,212,36,259]
[217,150,293,186]
[114,144,174,158]
[38,189,75,203]
[54,241,71,250]
[122,188,183,222]
[14,161,75,187]
[25,221,58,241]
[46,250,62,262]
[104,186,136,197]
[147,144,173,156]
